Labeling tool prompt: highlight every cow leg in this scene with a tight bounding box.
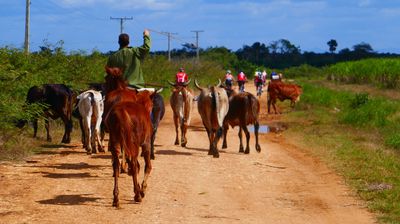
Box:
[181,121,187,147]
[222,124,228,149]
[204,127,213,155]
[150,126,157,160]
[83,116,92,154]
[78,118,85,148]
[141,143,152,198]
[173,114,179,145]
[242,125,251,154]
[238,127,244,153]
[212,127,223,158]
[90,123,97,154]
[32,119,38,138]
[61,116,72,144]
[45,119,52,142]
[254,121,261,153]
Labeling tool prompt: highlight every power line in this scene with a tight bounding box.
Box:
[110,17,133,34]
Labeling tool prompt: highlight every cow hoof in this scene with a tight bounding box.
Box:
[208,150,213,155]
[174,141,179,145]
[222,144,227,149]
[213,153,220,158]
[256,145,261,153]
[112,200,120,208]
[181,142,187,147]
[244,149,250,154]
[150,154,155,160]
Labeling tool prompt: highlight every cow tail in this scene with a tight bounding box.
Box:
[211,87,223,127]
[248,94,259,122]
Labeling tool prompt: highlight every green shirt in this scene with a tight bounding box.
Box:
[106,35,151,88]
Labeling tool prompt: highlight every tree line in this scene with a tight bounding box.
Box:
[153,39,400,72]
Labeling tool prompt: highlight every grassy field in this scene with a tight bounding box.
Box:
[282,78,400,223]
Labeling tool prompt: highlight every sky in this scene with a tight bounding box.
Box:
[1,0,400,54]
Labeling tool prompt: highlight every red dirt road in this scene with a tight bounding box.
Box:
[0,86,376,224]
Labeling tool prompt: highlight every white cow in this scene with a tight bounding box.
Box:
[77,90,104,154]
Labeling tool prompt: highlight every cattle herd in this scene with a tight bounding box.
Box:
[17,71,302,207]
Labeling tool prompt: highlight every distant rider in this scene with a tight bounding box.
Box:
[237,71,247,92]
[224,70,235,90]
[175,67,188,86]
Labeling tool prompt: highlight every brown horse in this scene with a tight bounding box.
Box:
[103,66,153,207]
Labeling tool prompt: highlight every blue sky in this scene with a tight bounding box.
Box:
[1,0,400,53]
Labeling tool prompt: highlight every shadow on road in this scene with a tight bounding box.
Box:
[37,194,102,205]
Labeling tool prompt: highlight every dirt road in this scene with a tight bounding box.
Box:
[0,86,376,224]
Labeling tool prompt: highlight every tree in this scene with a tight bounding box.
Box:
[353,42,374,53]
[327,39,338,53]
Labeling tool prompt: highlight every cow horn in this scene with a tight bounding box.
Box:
[183,79,191,86]
[156,88,163,93]
[216,79,222,87]
[167,80,176,86]
[194,79,203,90]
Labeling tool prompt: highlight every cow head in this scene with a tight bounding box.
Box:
[168,79,191,88]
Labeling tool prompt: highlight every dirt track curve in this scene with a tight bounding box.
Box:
[0,84,376,224]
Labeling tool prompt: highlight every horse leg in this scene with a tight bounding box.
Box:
[141,142,152,198]
[132,157,142,203]
[110,142,120,207]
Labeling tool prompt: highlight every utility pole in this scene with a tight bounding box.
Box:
[191,30,203,61]
[110,17,133,34]
[24,0,30,55]
[162,32,177,61]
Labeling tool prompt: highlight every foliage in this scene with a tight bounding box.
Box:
[326,58,400,89]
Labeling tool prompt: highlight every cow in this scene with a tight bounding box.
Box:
[267,81,302,114]
[17,84,74,143]
[168,80,194,147]
[195,79,229,158]
[76,90,104,154]
[222,90,261,154]
[149,91,165,159]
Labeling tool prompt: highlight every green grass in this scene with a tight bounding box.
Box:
[285,80,400,223]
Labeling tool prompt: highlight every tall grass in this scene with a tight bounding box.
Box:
[326,58,400,89]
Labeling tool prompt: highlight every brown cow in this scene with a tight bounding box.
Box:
[195,79,229,158]
[267,81,302,114]
[222,90,261,154]
[168,80,194,147]
[17,84,74,143]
